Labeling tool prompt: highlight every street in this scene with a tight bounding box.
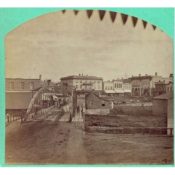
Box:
[6,106,173,164]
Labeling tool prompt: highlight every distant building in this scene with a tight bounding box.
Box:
[103,78,131,96]
[6,77,42,92]
[103,80,114,94]
[123,79,132,96]
[166,81,173,94]
[130,72,171,97]
[130,74,152,97]
[154,80,173,96]
[60,74,103,95]
[6,76,42,116]
[113,80,124,94]
[85,91,113,115]
[41,82,64,108]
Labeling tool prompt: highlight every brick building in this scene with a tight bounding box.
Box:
[6,77,42,116]
[85,91,113,110]
[130,73,165,97]
[154,81,173,96]
[6,77,42,92]
[60,74,103,95]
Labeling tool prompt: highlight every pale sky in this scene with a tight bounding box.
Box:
[5,10,173,82]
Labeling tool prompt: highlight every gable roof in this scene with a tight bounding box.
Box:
[86,91,111,102]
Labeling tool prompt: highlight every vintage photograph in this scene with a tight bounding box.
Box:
[5,9,173,164]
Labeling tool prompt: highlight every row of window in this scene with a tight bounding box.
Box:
[105,87,131,90]
[75,85,101,90]
[105,84,123,89]
[8,82,34,90]
[114,84,122,88]
[105,87,114,90]
[105,86,125,90]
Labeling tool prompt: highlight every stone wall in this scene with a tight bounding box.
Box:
[86,109,110,115]
[111,105,152,116]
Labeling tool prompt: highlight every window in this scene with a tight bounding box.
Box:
[102,103,105,106]
[30,82,34,90]
[10,82,14,89]
[21,82,25,89]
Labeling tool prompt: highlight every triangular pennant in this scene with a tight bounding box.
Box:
[121,14,128,24]
[142,20,147,29]
[62,10,66,14]
[152,25,156,30]
[131,16,138,27]
[110,12,117,22]
[86,10,93,19]
[99,10,106,21]
[74,10,79,15]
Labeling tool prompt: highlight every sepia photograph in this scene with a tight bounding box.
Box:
[5,9,173,164]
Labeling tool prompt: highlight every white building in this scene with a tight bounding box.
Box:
[61,74,103,95]
[103,79,132,96]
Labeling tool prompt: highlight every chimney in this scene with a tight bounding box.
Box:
[155,72,158,76]
[39,74,42,80]
[47,79,51,86]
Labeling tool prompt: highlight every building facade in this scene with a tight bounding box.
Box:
[6,77,42,92]
[6,77,42,117]
[113,80,124,94]
[154,81,173,96]
[130,74,152,97]
[103,79,131,96]
[103,81,114,94]
[60,74,103,95]
[130,73,166,97]
[123,79,132,95]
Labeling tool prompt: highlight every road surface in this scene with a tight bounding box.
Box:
[6,107,173,164]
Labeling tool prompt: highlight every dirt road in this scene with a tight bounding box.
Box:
[6,111,173,164]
